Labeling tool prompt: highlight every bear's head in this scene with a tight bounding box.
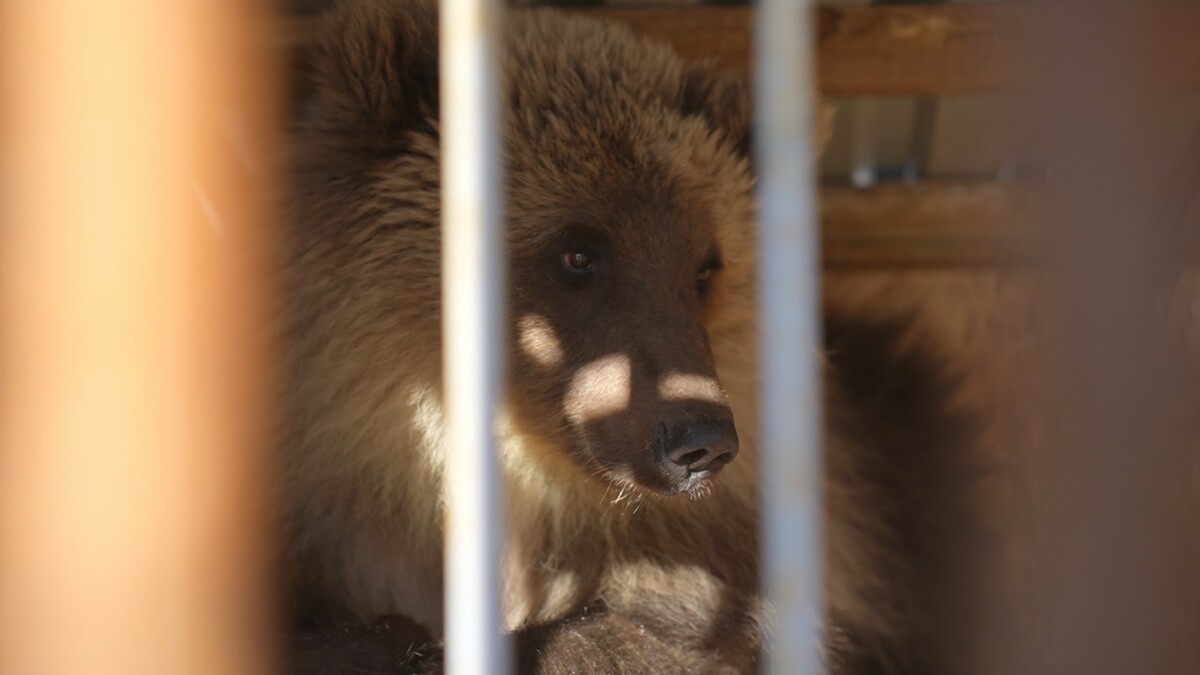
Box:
[293,1,827,498]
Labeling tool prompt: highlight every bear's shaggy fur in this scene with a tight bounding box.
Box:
[280,2,973,672]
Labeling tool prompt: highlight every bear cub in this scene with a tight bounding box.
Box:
[280,1,973,673]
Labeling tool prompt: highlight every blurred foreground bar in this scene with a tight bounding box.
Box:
[0,3,281,675]
[983,2,1200,674]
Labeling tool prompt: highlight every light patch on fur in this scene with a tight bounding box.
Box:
[517,314,565,366]
[565,354,632,421]
[536,572,582,621]
[503,569,585,628]
[407,384,448,469]
[658,371,726,405]
[606,560,726,625]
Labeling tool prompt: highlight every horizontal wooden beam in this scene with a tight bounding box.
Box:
[820,177,1200,269]
[818,5,1034,97]
[819,181,1042,269]
[273,5,1200,95]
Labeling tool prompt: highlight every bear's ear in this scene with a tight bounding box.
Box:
[678,65,837,160]
[303,0,440,149]
[678,66,753,157]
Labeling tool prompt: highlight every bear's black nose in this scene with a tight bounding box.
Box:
[660,418,739,475]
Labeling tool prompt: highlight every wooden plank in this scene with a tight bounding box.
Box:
[819,181,1042,268]
[820,180,1200,269]
[813,5,1034,97]
[274,6,1200,95]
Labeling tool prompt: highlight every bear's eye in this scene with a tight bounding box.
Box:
[561,250,595,274]
[697,255,722,296]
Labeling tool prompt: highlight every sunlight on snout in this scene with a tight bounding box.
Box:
[517,314,564,367]
[565,354,631,422]
[658,372,725,404]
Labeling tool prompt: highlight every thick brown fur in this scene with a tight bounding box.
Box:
[280,1,974,673]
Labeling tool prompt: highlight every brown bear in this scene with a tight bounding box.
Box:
[279,1,973,673]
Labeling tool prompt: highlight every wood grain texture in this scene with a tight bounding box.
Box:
[822,180,1198,269]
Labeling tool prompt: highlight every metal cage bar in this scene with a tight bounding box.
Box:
[440,0,510,673]
[0,3,278,675]
[756,0,826,674]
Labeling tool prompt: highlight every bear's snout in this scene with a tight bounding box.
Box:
[653,415,739,493]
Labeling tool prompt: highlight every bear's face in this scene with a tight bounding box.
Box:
[503,162,745,497]
[494,16,757,496]
[298,4,758,497]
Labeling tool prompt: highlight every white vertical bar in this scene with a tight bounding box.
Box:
[755,0,825,674]
[440,0,509,673]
